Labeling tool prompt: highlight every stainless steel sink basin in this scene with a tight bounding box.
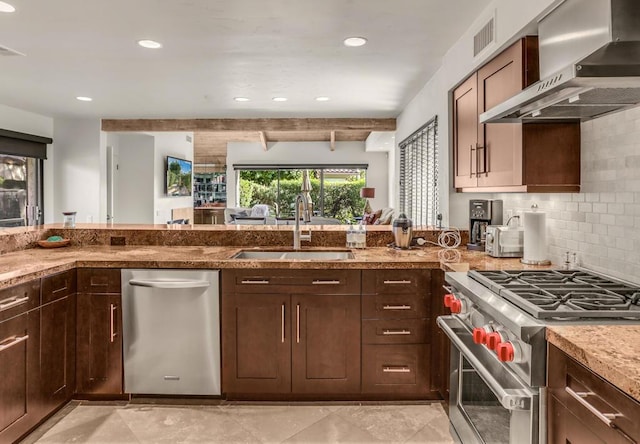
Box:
[232,250,354,260]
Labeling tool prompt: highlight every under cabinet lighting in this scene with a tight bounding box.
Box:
[138,40,163,49]
[0,2,15,12]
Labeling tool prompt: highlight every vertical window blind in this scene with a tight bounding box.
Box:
[399,116,439,226]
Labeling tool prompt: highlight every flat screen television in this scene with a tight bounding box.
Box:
[165,156,193,196]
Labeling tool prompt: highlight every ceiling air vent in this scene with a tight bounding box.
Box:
[473,17,495,57]
[0,44,25,57]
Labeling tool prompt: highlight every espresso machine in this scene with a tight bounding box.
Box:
[467,199,503,251]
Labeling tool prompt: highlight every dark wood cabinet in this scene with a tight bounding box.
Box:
[291,293,360,394]
[548,344,640,444]
[361,269,437,398]
[453,36,580,193]
[76,269,123,396]
[39,269,77,416]
[0,280,41,444]
[222,269,361,398]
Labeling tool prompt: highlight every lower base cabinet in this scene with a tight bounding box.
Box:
[362,344,430,396]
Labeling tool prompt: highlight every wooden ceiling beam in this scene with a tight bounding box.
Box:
[258,131,268,151]
[330,130,336,151]
[101,117,396,132]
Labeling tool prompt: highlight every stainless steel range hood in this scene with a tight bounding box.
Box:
[480,0,640,123]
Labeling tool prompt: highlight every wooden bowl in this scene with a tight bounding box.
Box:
[37,239,71,248]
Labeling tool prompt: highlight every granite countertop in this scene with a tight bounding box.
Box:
[547,326,640,403]
[0,245,551,290]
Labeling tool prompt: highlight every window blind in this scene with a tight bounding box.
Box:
[399,116,439,226]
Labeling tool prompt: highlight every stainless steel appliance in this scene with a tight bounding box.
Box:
[481,0,640,123]
[468,200,502,251]
[121,269,221,395]
[392,213,413,249]
[485,225,524,258]
[438,269,640,444]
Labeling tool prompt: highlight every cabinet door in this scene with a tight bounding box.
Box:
[477,38,537,188]
[291,294,360,394]
[39,295,76,413]
[76,293,123,395]
[453,73,478,189]
[222,293,291,394]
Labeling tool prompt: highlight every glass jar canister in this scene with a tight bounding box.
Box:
[62,211,77,228]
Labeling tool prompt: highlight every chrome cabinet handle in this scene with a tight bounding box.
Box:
[281,304,285,343]
[312,280,341,285]
[383,366,411,373]
[240,280,270,284]
[469,144,475,177]
[383,280,411,284]
[296,304,300,344]
[110,304,117,343]
[0,296,29,312]
[565,387,623,427]
[0,334,28,352]
[383,330,411,335]
[383,305,412,310]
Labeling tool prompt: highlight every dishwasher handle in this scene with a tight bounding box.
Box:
[128,279,211,289]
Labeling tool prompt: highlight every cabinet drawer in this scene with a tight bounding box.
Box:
[224,269,360,294]
[362,344,430,395]
[548,345,640,442]
[362,270,430,295]
[78,268,121,293]
[42,269,77,304]
[362,319,428,344]
[362,293,427,320]
[0,313,29,433]
[0,280,40,322]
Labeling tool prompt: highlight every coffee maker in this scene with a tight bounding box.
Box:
[468,199,503,251]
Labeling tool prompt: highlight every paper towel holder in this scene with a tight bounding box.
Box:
[520,204,551,266]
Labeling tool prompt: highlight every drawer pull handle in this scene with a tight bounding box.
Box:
[0,334,28,352]
[312,280,341,285]
[110,304,117,343]
[383,330,411,335]
[383,280,412,284]
[281,304,285,343]
[296,304,300,344]
[240,280,270,284]
[565,387,623,427]
[383,305,412,310]
[0,296,29,312]
[383,366,411,373]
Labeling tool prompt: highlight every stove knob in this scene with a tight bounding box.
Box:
[486,332,503,350]
[472,328,487,344]
[443,294,456,308]
[497,342,515,362]
[450,299,463,314]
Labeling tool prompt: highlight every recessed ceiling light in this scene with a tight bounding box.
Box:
[272,97,288,102]
[343,37,367,47]
[234,97,250,102]
[0,2,15,12]
[76,96,93,102]
[315,96,330,102]
[137,39,163,49]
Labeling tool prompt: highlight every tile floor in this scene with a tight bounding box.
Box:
[22,402,455,443]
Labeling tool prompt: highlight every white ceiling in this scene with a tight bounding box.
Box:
[0,0,490,120]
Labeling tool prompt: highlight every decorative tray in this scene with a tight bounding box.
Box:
[37,239,71,248]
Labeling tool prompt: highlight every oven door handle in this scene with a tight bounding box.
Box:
[437,316,534,411]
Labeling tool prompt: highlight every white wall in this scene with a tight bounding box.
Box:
[151,132,193,224]
[0,104,56,223]
[495,107,640,284]
[52,118,103,223]
[227,141,389,211]
[396,0,563,229]
[113,134,155,224]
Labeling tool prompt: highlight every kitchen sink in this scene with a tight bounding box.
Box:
[232,250,354,260]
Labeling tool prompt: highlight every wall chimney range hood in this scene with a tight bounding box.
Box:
[480,0,640,123]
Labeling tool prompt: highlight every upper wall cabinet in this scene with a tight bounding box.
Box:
[453,37,581,193]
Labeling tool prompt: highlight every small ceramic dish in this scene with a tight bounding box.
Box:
[37,239,71,248]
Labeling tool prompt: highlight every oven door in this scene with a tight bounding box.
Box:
[437,316,540,444]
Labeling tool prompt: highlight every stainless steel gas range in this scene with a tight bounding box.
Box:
[437,269,640,444]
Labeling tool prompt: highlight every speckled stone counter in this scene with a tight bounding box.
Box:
[547,326,640,403]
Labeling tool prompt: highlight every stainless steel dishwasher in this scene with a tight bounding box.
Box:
[121,269,220,395]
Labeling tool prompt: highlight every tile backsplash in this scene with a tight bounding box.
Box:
[496,106,640,284]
